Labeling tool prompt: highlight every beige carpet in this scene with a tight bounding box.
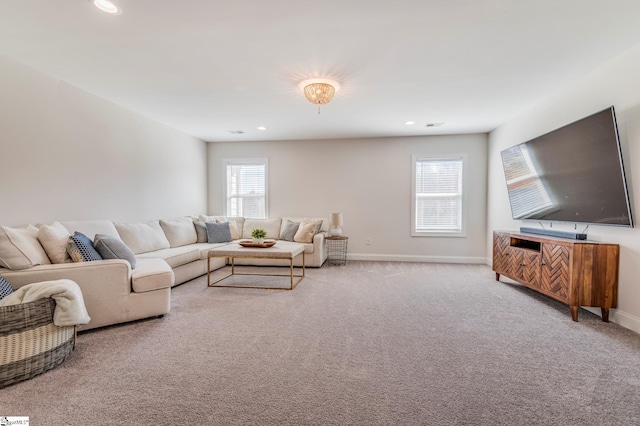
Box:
[2,261,640,425]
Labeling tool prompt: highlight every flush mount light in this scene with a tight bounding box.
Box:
[91,0,122,15]
[405,121,415,125]
[257,126,267,131]
[299,78,340,114]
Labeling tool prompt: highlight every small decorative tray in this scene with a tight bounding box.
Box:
[238,239,276,248]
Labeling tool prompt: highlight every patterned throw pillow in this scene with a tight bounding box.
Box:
[205,222,232,243]
[0,275,13,300]
[93,234,137,269]
[67,232,103,262]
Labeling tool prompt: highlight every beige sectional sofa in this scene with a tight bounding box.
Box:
[0,216,328,331]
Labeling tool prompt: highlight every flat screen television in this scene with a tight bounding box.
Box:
[500,106,633,228]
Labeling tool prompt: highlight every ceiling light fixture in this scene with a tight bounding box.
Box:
[405,121,415,125]
[299,78,340,114]
[257,126,267,131]
[92,0,122,15]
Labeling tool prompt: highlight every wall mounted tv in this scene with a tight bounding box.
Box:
[500,106,633,229]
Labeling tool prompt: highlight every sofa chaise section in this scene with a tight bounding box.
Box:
[0,258,173,331]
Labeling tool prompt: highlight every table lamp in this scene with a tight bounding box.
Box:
[330,212,343,237]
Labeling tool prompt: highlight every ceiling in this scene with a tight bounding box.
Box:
[3,0,640,142]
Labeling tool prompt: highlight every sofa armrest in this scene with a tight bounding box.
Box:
[0,259,132,290]
[313,231,327,247]
[1,260,134,331]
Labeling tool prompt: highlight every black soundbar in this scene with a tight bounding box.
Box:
[520,227,587,240]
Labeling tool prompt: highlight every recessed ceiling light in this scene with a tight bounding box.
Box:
[257,126,267,131]
[404,121,415,125]
[91,0,122,15]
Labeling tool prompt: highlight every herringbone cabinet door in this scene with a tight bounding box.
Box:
[493,234,512,276]
[541,244,570,301]
[521,251,541,286]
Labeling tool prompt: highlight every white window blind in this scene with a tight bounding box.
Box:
[412,156,464,235]
[224,159,267,218]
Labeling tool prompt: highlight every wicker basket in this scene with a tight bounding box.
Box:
[0,297,76,388]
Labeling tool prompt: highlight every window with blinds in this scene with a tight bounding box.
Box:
[224,159,268,218]
[411,155,465,236]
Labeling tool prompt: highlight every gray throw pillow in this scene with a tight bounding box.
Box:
[280,220,300,241]
[0,275,13,300]
[194,222,208,243]
[205,221,232,243]
[94,234,137,269]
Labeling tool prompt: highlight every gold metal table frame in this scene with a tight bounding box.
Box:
[207,244,305,290]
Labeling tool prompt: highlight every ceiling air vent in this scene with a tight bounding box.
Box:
[228,130,244,134]
[426,123,444,128]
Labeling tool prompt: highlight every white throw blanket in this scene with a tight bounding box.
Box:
[0,279,91,326]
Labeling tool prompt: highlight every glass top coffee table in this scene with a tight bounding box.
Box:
[207,242,305,290]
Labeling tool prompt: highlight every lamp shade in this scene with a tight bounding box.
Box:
[330,212,344,227]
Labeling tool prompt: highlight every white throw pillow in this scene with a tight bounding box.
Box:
[0,225,51,270]
[114,221,171,254]
[293,219,323,243]
[37,222,71,264]
[160,217,197,248]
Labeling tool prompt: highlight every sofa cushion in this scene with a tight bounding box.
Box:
[131,258,174,293]
[242,218,281,240]
[274,240,315,254]
[206,222,232,243]
[115,221,171,254]
[0,225,51,270]
[279,219,300,242]
[190,242,237,260]
[94,234,137,269]
[194,222,208,243]
[136,246,201,269]
[294,219,323,243]
[0,275,13,300]
[60,220,120,240]
[68,232,103,262]
[37,222,71,264]
[160,217,197,248]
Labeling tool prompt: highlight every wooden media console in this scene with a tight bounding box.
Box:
[492,231,619,322]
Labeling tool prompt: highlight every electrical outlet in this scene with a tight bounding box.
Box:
[366,237,372,245]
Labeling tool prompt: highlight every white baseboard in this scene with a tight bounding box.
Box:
[607,309,640,334]
[347,253,487,264]
[543,305,640,334]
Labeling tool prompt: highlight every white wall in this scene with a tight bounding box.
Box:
[487,42,640,332]
[0,56,207,226]
[208,134,488,263]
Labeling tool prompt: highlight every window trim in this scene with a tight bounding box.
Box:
[223,158,269,219]
[411,154,467,238]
